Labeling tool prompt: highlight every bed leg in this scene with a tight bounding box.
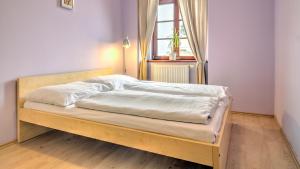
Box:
[18,120,51,143]
[212,111,232,169]
[212,148,221,169]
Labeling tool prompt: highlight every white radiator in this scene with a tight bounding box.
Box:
[151,64,190,83]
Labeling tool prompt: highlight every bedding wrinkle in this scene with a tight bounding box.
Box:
[25,81,112,106]
[76,90,219,124]
[124,81,230,101]
[85,74,138,90]
[84,75,230,101]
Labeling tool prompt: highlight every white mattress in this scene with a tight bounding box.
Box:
[24,101,228,143]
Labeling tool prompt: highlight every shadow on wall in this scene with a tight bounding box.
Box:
[205,61,208,84]
[0,80,17,144]
[282,111,300,163]
[56,0,60,7]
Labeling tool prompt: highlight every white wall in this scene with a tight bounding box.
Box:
[275,0,300,162]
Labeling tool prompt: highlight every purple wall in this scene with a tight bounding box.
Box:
[0,0,277,145]
[122,0,275,115]
[0,0,123,145]
[208,0,275,115]
[121,0,139,78]
[275,0,300,162]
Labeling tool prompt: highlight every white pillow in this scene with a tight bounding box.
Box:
[25,81,111,106]
[85,74,138,90]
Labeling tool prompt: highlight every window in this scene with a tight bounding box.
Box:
[152,0,194,60]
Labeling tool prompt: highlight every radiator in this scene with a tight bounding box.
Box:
[151,64,190,83]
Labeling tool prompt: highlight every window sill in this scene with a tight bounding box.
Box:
[147,60,197,63]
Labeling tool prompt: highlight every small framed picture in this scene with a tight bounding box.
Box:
[61,0,74,10]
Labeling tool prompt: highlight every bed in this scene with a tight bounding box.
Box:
[17,68,232,169]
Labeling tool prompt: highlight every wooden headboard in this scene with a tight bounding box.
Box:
[17,68,113,110]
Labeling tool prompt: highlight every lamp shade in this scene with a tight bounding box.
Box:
[122,36,131,48]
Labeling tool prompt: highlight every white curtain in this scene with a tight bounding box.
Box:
[178,0,208,84]
[138,0,159,80]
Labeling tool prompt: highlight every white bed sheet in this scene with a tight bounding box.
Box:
[24,101,228,143]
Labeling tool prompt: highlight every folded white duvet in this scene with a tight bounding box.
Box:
[76,90,219,124]
[124,81,230,101]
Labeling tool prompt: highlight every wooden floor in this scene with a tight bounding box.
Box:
[227,113,299,169]
[0,113,298,169]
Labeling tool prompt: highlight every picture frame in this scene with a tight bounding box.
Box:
[61,0,74,10]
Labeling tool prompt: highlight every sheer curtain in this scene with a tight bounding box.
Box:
[138,0,159,80]
[178,0,208,84]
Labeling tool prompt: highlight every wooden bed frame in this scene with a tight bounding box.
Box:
[17,68,232,169]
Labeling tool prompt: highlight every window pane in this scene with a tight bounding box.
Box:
[158,4,174,21]
[179,21,187,38]
[157,40,171,56]
[157,22,174,39]
[180,39,193,56]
